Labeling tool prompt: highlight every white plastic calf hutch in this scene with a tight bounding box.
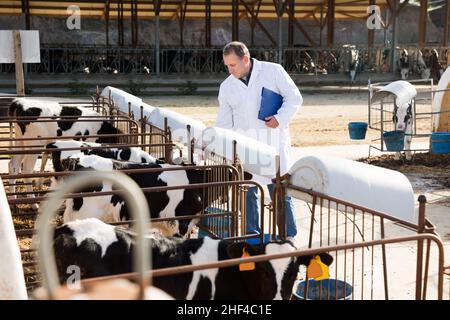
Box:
[271,155,447,300]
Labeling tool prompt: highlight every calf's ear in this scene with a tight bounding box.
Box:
[297,252,333,266]
[243,171,253,180]
[225,169,252,181]
[318,252,334,266]
[226,242,254,259]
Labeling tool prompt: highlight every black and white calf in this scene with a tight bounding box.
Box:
[53,218,333,300]
[8,98,122,208]
[46,140,160,173]
[53,153,244,237]
[399,49,409,80]
[393,101,414,160]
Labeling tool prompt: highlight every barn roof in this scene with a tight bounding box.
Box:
[0,0,390,21]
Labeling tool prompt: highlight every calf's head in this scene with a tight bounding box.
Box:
[393,102,413,132]
[226,241,333,300]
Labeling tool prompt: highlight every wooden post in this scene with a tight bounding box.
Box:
[232,0,239,41]
[240,0,277,46]
[205,0,211,47]
[117,0,124,47]
[391,0,398,74]
[277,12,283,65]
[444,0,450,47]
[131,0,138,47]
[327,0,335,48]
[319,6,324,47]
[274,0,287,64]
[288,0,294,48]
[154,0,162,77]
[178,0,188,47]
[418,0,428,48]
[22,0,30,30]
[368,0,375,47]
[13,30,25,97]
[105,0,110,47]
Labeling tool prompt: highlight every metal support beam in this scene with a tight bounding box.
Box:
[205,0,211,47]
[327,0,335,48]
[131,0,138,47]
[240,0,276,46]
[391,0,398,74]
[275,0,289,63]
[444,0,450,47]
[178,0,189,47]
[154,0,162,77]
[290,12,316,46]
[418,0,428,48]
[287,0,294,47]
[21,0,30,30]
[385,0,409,29]
[319,6,324,47]
[368,0,375,48]
[247,0,262,47]
[232,0,239,41]
[368,0,375,68]
[274,0,284,64]
[105,1,110,47]
[384,5,388,46]
[278,15,282,64]
[117,0,124,47]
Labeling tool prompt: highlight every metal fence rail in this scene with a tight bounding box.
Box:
[271,176,448,299]
[1,46,448,77]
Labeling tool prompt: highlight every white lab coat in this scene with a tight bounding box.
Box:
[216,58,302,179]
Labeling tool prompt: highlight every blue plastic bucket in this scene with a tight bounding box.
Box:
[383,130,405,151]
[293,279,353,300]
[348,122,368,140]
[431,132,450,154]
[245,234,273,245]
[198,207,232,238]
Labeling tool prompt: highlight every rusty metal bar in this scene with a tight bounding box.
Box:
[0,132,148,143]
[287,184,422,231]
[76,233,445,301]
[380,217,390,300]
[416,195,427,299]
[0,142,175,156]
[7,178,252,205]
[308,195,317,248]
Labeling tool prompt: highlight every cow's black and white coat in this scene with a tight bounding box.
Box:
[53,218,333,300]
[8,98,122,207]
[393,101,414,160]
[399,50,409,80]
[53,153,228,237]
[46,140,160,173]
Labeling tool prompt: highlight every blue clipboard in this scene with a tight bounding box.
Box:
[258,87,283,121]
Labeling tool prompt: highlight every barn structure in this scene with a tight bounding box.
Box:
[0,0,449,84]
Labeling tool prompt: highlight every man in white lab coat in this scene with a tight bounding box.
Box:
[215,41,303,240]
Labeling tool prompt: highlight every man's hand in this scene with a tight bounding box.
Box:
[265,116,279,128]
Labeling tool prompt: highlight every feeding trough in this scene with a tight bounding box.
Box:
[431,132,450,154]
[293,279,352,300]
[383,130,405,151]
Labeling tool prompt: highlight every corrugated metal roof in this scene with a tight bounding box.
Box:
[0,0,389,20]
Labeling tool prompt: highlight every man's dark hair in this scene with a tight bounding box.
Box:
[223,41,250,58]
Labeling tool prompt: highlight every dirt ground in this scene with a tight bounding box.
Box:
[4,91,449,298]
[143,91,432,147]
[144,92,450,298]
[362,153,450,195]
[144,92,449,201]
